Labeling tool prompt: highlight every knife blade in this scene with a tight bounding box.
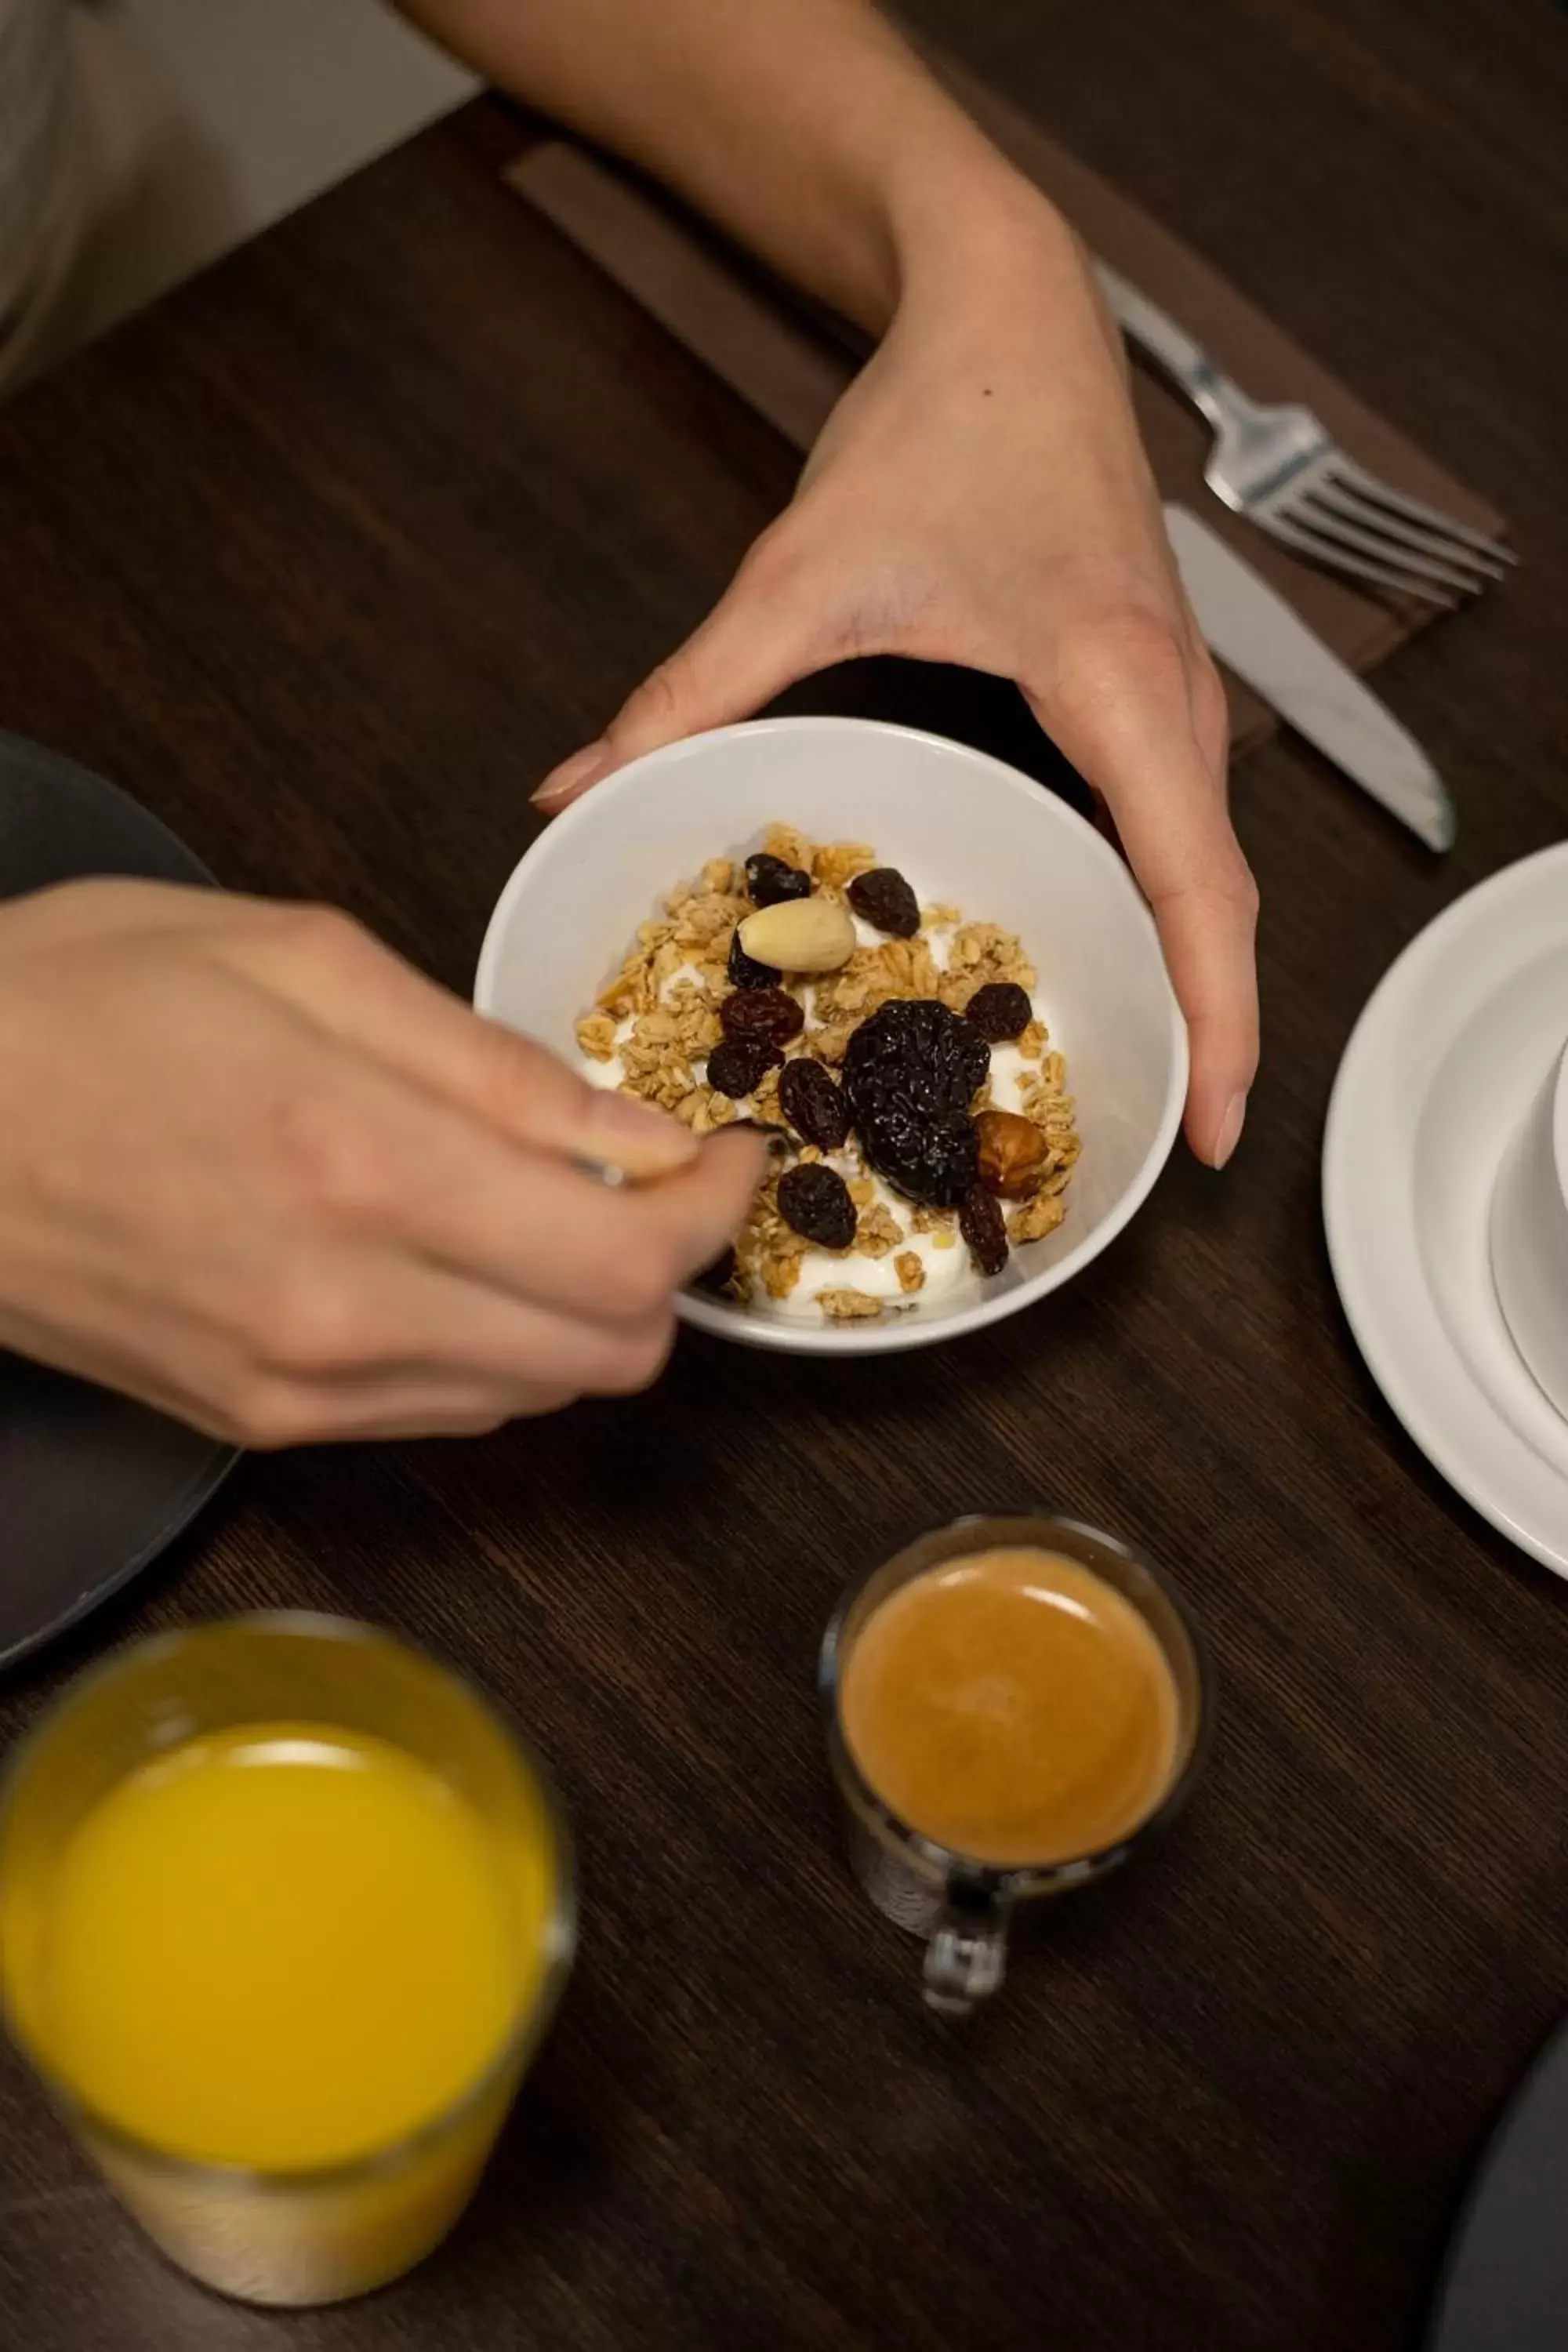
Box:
[1164,503,1457,851]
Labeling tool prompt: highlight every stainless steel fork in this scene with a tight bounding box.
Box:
[1094,263,1514,605]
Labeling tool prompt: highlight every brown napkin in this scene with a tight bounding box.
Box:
[504,72,1504,756]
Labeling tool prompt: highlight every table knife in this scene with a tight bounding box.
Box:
[1164,503,1456,851]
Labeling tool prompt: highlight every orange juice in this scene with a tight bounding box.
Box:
[2,1667,568,2308]
[31,1722,547,2172]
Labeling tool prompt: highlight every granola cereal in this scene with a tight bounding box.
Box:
[818,1288,885,1322]
[575,826,1079,1323]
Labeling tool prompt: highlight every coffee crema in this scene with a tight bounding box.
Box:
[839,1548,1179,1867]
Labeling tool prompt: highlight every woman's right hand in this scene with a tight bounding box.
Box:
[0,880,760,1445]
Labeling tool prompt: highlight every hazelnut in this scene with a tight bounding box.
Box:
[975,1109,1048,1200]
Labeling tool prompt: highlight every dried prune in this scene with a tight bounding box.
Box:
[706,1037,782,1098]
[844,999,988,1207]
[858,1106,978,1207]
[728,927,779,989]
[960,1182,1009,1278]
[964,981,1033,1043]
[848,866,920,938]
[720,987,805,1050]
[745,852,813,908]
[843,999,989,1123]
[691,1244,739,1298]
[778,1163,857,1250]
[778,1057,851,1152]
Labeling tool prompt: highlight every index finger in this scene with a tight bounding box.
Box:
[330,1058,766,1327]
[227,905,702,1183]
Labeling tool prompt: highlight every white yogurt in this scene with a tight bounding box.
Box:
[775,1215,969,1319]
[583,1017,633,1091]
[986,1040,1035,1115]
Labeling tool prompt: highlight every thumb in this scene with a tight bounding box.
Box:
[533,549,825,811]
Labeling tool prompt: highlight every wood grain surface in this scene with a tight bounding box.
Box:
[1,5,1566,2346]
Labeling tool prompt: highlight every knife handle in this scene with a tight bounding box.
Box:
[1094,263,1233,427]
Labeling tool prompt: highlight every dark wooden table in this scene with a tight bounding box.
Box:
[2,5,1567,2346]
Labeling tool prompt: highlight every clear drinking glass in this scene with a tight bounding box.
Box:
[820,1514,1210,2016]
[0,1614,575,2306]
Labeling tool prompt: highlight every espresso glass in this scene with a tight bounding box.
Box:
[820,1515,1210,2015]
[0,1615,575,2305]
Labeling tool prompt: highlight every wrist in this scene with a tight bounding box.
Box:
[885,152,1080,328]
[827,71,1072,336]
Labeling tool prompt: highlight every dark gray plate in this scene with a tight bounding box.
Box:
[1428,2015,1568,2350]
[0,734,236,1669]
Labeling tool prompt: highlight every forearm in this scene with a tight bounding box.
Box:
[392,0,1050,332]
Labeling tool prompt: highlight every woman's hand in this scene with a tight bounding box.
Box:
[397,0,1255,1160]
[535,193,1257,1167]
[0,881,760,1445]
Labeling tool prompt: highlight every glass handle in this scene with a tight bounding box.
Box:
[922,1875,1011,2017]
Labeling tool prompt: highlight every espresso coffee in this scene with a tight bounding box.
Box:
[840,1548,1179,1867]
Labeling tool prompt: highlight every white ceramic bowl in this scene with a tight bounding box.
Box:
[1490,1039,1568,1419]
[475,717,1186,1355]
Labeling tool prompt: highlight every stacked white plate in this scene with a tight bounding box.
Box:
[1323,844,1568,1575]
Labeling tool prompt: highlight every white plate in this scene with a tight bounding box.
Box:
[1323,844,1568,1576]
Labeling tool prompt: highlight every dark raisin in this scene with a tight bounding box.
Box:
[706,1037,782,1098]
[843,999,989,1124]
[848,866,921,938]
[720,988,804,1049]
[964,981,1033,1044]
[858,1106,978,1207]
[778,1058,851,1152]
[778,1163,857,1250]
[745,852,813,908]
[960,1183,1009,1278]
[691,1244,740,1299]
[728,927,779,989]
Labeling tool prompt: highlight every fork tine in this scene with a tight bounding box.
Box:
[1327,457,1516,567]
[1261,510,1457,606]
[1313,477,1508,584]
[1294,494,1491,597]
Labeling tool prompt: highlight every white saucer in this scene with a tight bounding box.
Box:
[1323,844,1568,1577]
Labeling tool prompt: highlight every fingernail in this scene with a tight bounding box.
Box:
[532,741,610,811]
[589,1090,698,1153]
[728,1120,790,1159]
[1212,1091,1247,1170]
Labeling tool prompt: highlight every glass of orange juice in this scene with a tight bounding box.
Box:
[821,1515,1209,2016]
[0,1613,574,2306]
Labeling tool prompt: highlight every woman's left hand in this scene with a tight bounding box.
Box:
[533,191,1257,1170]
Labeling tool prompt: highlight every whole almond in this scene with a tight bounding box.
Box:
[738,896,856,974]
[975,1109,1048,1200]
